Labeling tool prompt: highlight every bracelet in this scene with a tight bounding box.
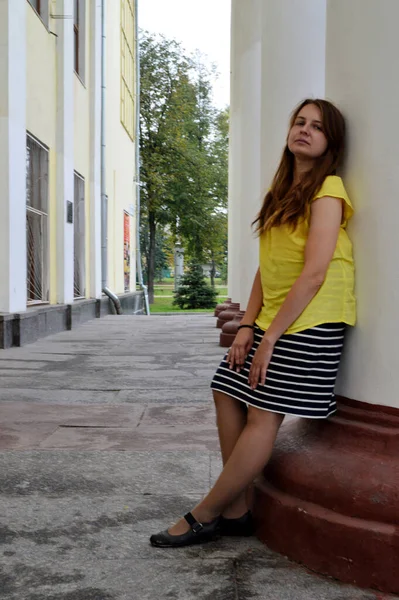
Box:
[237,324,254,331]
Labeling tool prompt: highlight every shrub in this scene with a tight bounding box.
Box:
[173,263,218,309]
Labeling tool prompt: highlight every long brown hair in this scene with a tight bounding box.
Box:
[253,99,346,234]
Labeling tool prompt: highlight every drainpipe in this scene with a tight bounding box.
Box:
[101,0,122,314]
[134,0,150,315]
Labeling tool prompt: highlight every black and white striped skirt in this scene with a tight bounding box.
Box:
[211,323,346,419]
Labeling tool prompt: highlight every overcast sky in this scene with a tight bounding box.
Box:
[138,0,231,108]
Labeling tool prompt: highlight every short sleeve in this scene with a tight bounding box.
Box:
[313,176,354,226]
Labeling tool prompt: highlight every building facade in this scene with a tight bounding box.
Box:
[0,0,143,347]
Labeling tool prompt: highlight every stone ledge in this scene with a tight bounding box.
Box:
[71,298,98,325]
[14,304,69,347]
[0,313,15,350]
[0,291,145,348]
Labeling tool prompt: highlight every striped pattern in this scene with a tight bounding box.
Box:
[211,323,345,419]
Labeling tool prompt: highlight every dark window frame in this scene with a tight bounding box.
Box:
[73,0,86,83]
[74,0,80,74]
[27,0,49,29]
[26,133,50,305]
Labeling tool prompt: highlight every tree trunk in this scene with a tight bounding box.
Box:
[210,256,216,288]
[148,210,156,304]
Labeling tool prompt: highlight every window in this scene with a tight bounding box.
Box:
[26,135,49,304]
[74,0,86,82]
[27,0,49,28]
[73,173,86,298]
[74,0,79,73]
[121,0,135,140]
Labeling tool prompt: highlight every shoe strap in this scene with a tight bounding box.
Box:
[184,512,203,534]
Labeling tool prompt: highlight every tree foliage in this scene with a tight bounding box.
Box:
[139,32,228,301]
[173,263,217,309]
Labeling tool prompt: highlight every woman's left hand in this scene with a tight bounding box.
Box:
[248,337,275,390]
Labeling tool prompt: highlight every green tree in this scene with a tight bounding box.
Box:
[202,211,228,287]
[154,230,170,282]
[219,260,228,285]
[194,108,229,286]
[173,263,217,309]
[139,222,173,283]
[140,33,196,301]
[177,74,228,266]
[139,33,229,301]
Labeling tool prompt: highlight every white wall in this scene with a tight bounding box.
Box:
[259,0,326,193]
[326,0,399,409]
[228,0,261,305]
[55,0,75,304]
[0,0,27,312]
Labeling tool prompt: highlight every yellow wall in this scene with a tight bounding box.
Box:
[26,6,56,147]
[106,0,137,295]
[26,0,137,302]
[26,4,57,303]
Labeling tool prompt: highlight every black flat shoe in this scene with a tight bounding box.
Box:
[150,512,221,548]
[219,510,255,536]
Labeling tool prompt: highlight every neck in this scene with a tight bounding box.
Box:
[293,157,314,184]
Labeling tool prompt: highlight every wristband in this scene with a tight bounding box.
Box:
[237,324,254,331]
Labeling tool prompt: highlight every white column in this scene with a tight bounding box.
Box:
[89,0,102,298]
[228,0,262,306]
[259,0,326,193]
[229,0,326,309]
[0,0,27,313]
[326,0,399,410]
[55,0,74,304]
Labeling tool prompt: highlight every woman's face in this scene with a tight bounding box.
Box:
[287,103,328,161]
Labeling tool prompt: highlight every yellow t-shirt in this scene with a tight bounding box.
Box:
[255,175,356,334]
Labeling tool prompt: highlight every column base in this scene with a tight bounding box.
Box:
[214,297,232,317]
[216,302,240,329]
[219,310,245,347]
[253,397,399,594]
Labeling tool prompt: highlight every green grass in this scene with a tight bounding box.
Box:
[154,285,228,298]
[154,277,226,286]
[150,294,228,313]
[150,277,228,311]
[153,286,175,297]
[156,277,174,284]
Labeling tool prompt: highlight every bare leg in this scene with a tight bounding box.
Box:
[169,406,284,535]
[213,390,249,518]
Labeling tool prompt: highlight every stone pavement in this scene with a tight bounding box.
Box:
[0,314,396,600]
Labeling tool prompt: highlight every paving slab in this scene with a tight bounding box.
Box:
[0,450,212,497]
[0,423,59,450]
[0,389,120,404]
[0,557,236,600]
[36,426,218,452]
[117,388,214,403]
[0,360,52,370]
[0,402,145,426]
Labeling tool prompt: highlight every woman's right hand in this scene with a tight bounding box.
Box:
[226,328,254,372]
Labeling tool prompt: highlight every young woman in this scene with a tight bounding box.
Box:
[150,98,356,548]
